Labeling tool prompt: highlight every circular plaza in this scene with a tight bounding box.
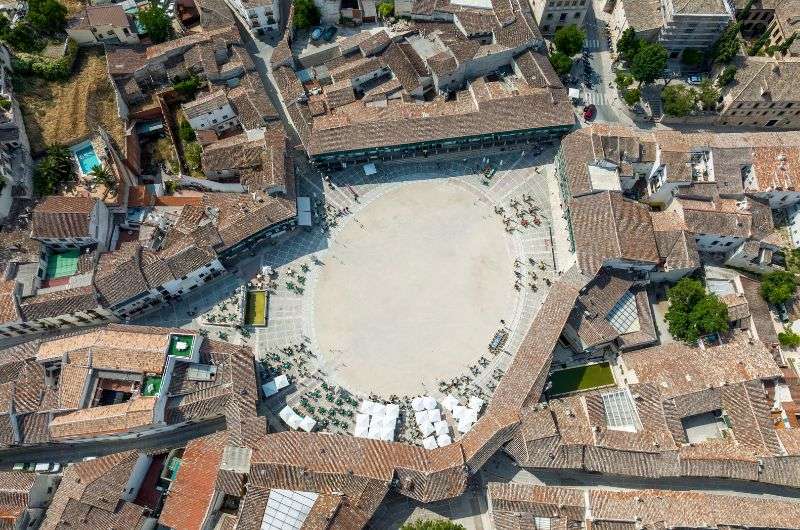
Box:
[312,179,515,396]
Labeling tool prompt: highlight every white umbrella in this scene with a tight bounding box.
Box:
[359,400,377,415]
[382,415,396,429]
[463,408,479,423]
[411,396,425,411]
[436,434,452,447]
[279,406,294,424]
[422,436,438,450]
[468,396,485,411]
[457,417,474,433]
[442,395,460,411]
[355,413,370,429]
[426,409,441,423]
[354,421,369,437]
[299,416,316,432]
[287,411,303,430]
[385,403,400,420]
[420,421,435,437]
[415,410,429,427]
[380,423,395,441]
[452,405,466,420]
[372,403,386,418]
[274,374,290,391]
[434,420,449,436]
[422,396,437,410]
[368,421,381,439]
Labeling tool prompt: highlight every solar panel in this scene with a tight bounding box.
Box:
[602,389,640,431]
[261,489,319,530]
[606,290,639,334]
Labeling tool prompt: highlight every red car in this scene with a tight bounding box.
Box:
[583,104,596,121]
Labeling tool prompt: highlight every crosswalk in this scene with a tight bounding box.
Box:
[584,38,603,51]
[582,91,608,105]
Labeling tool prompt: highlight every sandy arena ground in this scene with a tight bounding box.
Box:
[313,179,514,396]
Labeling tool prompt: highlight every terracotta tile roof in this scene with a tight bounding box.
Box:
[18,285,99,321]
[48,396,157,439]
[159,431,228,530]
[69,4,131,30]
[570,191,659,276]
[621,335,782,399]
[359,30,391,57]
[0,280,20,325]
[40,451,146,530]
[182,90,230,120]
[31,197,95,240]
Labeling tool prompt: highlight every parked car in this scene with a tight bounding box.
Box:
[311,26,323,40]
[777,303,791,323]
[322,26,338,41]
[583,104,596,121]
[687,75,702,85]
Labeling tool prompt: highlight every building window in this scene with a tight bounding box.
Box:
[559,12,566,20]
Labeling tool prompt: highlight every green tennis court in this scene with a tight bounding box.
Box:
[548,362,615,396]
[245,290,267,326]
[45,249,80,279]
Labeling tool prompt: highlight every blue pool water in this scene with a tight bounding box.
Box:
[74,144,101,174]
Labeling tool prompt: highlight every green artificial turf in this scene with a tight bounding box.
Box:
[548,362,615,395]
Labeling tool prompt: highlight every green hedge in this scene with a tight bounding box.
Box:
[13,37,78,81]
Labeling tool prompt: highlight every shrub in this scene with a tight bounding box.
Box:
[13,38,78,81]
[4,22,45,53]
[164,179,178,194]
[173,75,201,98]
[294,0,321,29]
[664,277,729,343]
[779,328,800,348]
[553,24,585,57]
[761,270,797,305]
[615,71,633,90]
[377,1,394,18]
[549,51,572,76]
[184,142,202,171]
[623,87,640,106]
[33,144,76,195]
[178,119,196,142]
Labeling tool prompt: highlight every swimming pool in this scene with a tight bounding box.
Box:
[73,143,101,175]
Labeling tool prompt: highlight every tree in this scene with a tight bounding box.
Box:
[616,27,640,63]
[718,65,737,86]
[661,84,697,117]
[173,75,201,98]
[553,24,585,57]
[664,277,729,343]
[4,22,43,53]
[293,0,321,29]
[184,142,202,172]
[89,164,116,192]
[33,145,76,196]
[779,328,800,348]
[630,42,667,85]
[377,1,394,18]
[548,51,572,76]
[140,1,173,44]
[697,79,719,110]
[623,87,640,106]
[26,0,67,36]
[748,31,770,56]
[681,48,703,67]
[712,22,742,64]
[761,270,797,305]
[400,520,465,530]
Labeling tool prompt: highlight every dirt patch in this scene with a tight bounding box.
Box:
[17,49,125,155]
